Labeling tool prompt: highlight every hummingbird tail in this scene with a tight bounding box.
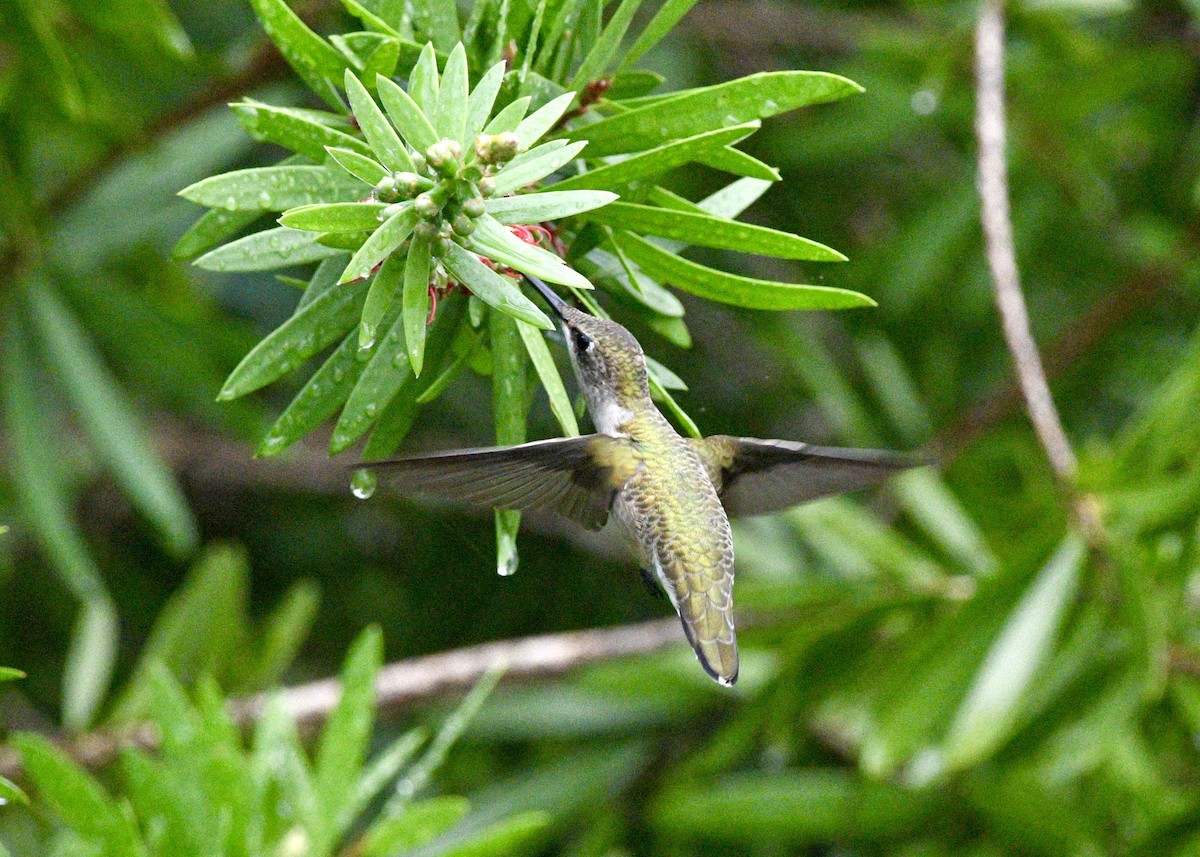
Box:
[678,612,739,687]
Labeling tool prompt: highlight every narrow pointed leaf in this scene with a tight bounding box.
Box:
[472,214,592,288]
[441,243,553,328]
[376,74,440,153]
[486,190,617,223]
[515,92,577,149]
[345,69,414,171]
[403,236,432,375]
[281,202,389,232]
[233,100,372,162]
[699,176,774,217]
[361,796,470,856]
[619,0,700,70]
[517,321,579,436]
[220,278,370,399]
[492,312,527,576]
[571,0,643,87]
[492,140,587,195]
[331,311,413,452]
[316,627,382,835]
[258,332,365,456]
[340,0,402,36]
[436,42,469,143]
[326,146,390,185]
[28,285,198,557]
[361,253,405,348]
[196,226,343,271]
[172,208,263,260]
[250,0,348,110]
[180,165,365,211]
[483,96,531,134]
[941,534,1086,772]
[696,146,780,181]
[582,201,845,260]
[339,203,419,283]
[553,123,758,191]
[466,62,507,142]
[408,42,440,114]
[612,231,873,310]
[568,71,864,157]
[363,36,402,81]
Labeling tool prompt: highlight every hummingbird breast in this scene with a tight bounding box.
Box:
[614,411,738,685]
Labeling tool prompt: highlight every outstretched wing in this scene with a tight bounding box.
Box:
[362,435,639,530]
[690,436,918,518]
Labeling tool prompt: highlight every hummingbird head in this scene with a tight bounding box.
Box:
[526,278,650,432]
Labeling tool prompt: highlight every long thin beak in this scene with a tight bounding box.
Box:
[525,275,570,321]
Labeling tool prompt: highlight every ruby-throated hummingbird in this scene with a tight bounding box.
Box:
[366,277,914,686]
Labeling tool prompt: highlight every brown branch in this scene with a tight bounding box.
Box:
[0,618,682,781]
[974,0,1078,484]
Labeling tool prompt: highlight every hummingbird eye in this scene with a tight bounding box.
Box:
[573,329,594,352]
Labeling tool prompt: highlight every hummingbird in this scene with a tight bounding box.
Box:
[365,277,915,686]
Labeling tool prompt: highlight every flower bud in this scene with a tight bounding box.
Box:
[451,213,476,236]
[478,176,496,198]
[462,196,486,219]
[414,193,440,218]
[374,175,399,202]
[414,220,439,241]
[474,132,521,165]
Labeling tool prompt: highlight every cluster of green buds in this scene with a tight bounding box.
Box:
[270,43,617,375]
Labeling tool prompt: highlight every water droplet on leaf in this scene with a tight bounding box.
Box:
[351,468,377,499]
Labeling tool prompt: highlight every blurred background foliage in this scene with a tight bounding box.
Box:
[2,0,1200,853]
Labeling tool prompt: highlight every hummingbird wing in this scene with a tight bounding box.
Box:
[362,435,639,530]
[690,436,918,518]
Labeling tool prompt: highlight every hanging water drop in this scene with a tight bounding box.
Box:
[350,468,377,499]
[497,543,519,576]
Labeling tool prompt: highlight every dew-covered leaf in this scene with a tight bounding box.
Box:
[517,321,579,436]
[491,140,587,195]
[326,145,390,185]
[376,74,440,153]
[485,190,617,224]
[250,0,348,110]
[403,235,433,375]
[360,253,404,349]
[408,42,440,115]
[339,203,419,283]
[436,42,469,144]
[280,201,388,232]
[471,215,591,289]
[483,96,531,135]
[612,231,873,310]
[345,69,414,172]
[618,0,700,70]
[465,61,507,143]
[571,0,643,87]
[233,100,372,162]
[441,243,553,329]
[515,91,577,149]
[330,311,413,452]
[195,226,343,271]
[180,165,366,211]
[568,71,863,157]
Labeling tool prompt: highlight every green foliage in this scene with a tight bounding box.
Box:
[9,630,540,857]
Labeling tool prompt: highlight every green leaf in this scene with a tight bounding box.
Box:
[64,602,120,733]
[219,277,370,399]
[612,231,874,310]
[940,534,1086,773]
[471,215,592,288]
[345,69,415,172]
[343,728,427,835]
[172,207,263,260]
[361,251,405,349]
[0,667,24,682]
[330,310,413,452]
[646,356,687,391]
[180,164,365,211]
[408,42,441,115]
[441,243,553,328]
[695,145,780,181]
[196,226,343,271]
[571,0,643,86]
[245,580,320,686]
[482,96,531,134]
[404,235,433,375]
[232,100,371,162]
[465,61,507,142]
[485,189,617,223]
[436,42,469,144]
[339,203,419,282]
[339,1,402,36]
[491,140,587,195]
[316,627,383,843]
[0,775,27,807]
[583,201,844,260]
[28,284,198,557]
[250,0,348,110]
[652,770,935,844]
[569,70,864,157]
[281,201,389,232]
[364,36,403,81]
[697,176,774,218]
[257,331,368,455]
[376,74,440,153]
[363,797,470,856]
[13,734,145,854]
[515,91,577,149]
[492,309,527,577]
[517,322,579,436]
[607,69,664,99]
[554,123,759,192]
[413,2,458,53]
[619,0,700,70]
[442,811,551,857]
[326,145,390,185]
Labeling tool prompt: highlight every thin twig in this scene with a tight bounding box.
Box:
[0,618,683,781]
[974,0,1078,485]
